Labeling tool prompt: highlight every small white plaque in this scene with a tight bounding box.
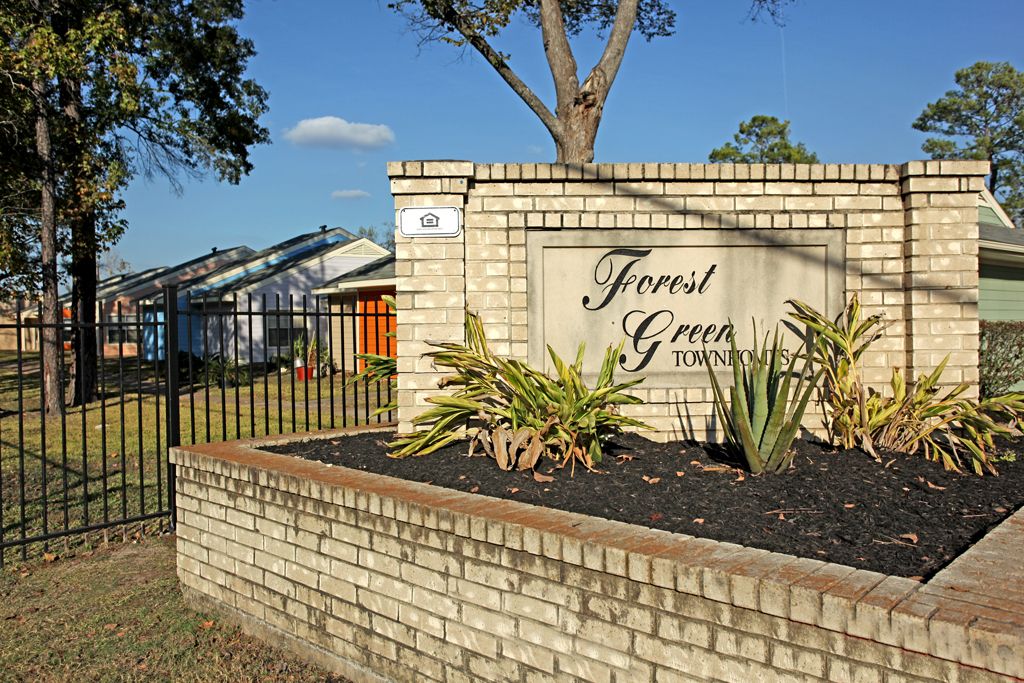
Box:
[399,206,462,238]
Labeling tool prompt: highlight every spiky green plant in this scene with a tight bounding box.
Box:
[348,295,397,415]
[197,355,251,388]
[787,294,888,455]
[704,323,822,474]
[864,359,1024,475]
[389,310,649,473]
[788,296,1024,475]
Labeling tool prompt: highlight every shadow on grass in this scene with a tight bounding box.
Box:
[0,537,349,682]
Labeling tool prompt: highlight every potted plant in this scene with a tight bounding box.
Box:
[293,336,308,381]
[305,338,319,380]
[303,337,334,378]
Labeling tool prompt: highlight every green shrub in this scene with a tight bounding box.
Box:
[787,294,889,453]
[704,323,821,474]
[197,355,250,388]
[291,336,306,364]
[980,320,1024,398]
[390,311,649,473]
[788,296,1024,475]
[865,358,1024,474]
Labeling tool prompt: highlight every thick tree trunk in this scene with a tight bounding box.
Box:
[58,63,100,406]
[70,214,98,406]
[539,0,636,165]
[32,74,63,416]
[554,103,601,164]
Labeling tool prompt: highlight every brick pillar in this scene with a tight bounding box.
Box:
[901,160,988,396]
[388,161,473,432]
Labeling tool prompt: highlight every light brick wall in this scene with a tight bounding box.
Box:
[172,438,1024,682]
[390,161,989,438]
[901,161,984,393]
[390,162,473,431]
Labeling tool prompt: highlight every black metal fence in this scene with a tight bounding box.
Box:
[0,285,396,564]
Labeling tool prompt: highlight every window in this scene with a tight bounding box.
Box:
[266,312,307,352]
[106,315,140,345]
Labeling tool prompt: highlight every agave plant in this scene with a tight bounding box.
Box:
[704,323,822,474]
[389,310,649,473]
[348,295,397,416]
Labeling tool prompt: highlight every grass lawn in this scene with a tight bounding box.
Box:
[0,351,394,565]
[0,535,348,682]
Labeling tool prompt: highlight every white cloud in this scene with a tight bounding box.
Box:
[284,116,395,149]
[331,189,371,200]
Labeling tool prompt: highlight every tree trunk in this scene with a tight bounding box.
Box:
[58,61,100,406]
[32,74,63,416]
[555,102,602,164]
[539,0,636,165]
[70,213,99,406]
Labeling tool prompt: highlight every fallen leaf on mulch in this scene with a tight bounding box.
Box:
[843,503,856,509]
[642,475,661,484]
[926,481,945,490]
[675,471,685,477]
[649,512,664,522]
[532,471,554,483]
[469,486,479,493]
[616,454,635,463]
[899,533,919,544]
[693,518,705,524]
[508,487,520,494]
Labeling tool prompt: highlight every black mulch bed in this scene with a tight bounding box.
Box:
[263,431,1024,579]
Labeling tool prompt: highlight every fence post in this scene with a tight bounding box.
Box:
[163,285,180,530]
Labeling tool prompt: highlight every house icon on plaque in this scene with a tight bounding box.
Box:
[420,212,440,229]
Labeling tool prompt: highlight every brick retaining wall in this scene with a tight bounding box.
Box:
[172,433,1023,682]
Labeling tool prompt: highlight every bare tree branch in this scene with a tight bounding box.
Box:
[584,0,639,104]
[537,0,578,125]
[434,2,562,141]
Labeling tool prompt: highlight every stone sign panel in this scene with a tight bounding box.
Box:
[527,229,846,386]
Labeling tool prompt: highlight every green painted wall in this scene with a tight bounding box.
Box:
[980,263,1024,321]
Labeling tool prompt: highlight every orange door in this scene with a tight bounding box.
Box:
[357,288,396,369]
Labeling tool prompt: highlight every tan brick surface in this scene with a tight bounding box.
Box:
[172,435,1023,682]
[390,161,987,441]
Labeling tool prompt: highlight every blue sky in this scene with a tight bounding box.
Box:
[118,0,1024,270]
